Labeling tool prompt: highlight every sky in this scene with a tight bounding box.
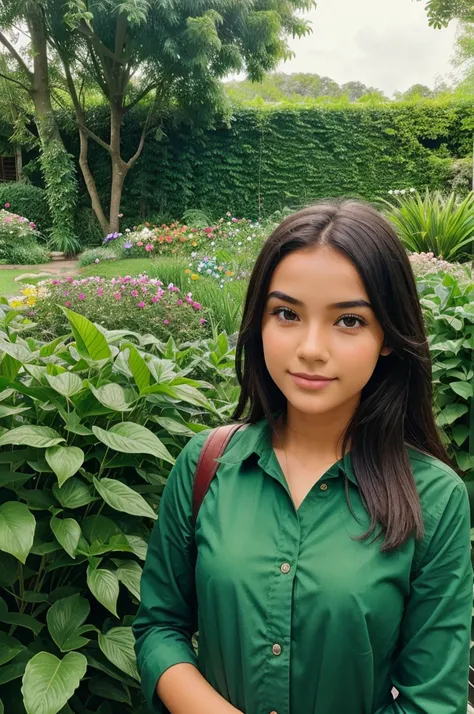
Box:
[259,0,460,96]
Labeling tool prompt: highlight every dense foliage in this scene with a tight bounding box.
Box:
[0,209,49,265]
[0,305,238,714]
[50,101,473,224]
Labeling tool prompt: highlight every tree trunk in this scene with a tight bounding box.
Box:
[27,5,78,253]
[108,105,129,233]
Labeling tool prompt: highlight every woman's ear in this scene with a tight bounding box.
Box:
[380,345,393,357]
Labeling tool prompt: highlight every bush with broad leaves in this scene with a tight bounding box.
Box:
[0,303,237,714]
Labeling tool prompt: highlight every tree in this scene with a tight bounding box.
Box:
[0,1,80,253]
[418,0,474,27]
[46,0,316,235]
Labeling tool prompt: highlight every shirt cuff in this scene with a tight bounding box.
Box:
[139,638,199,713]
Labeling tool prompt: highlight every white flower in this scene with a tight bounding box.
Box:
[191,252,197,258]
[401,189,407,195]
[211,241,215,246]
[410,187,416,193]
[388,190,394,195]
[247,237,252,241]
[238,242,242,246]
[125,228,131,233]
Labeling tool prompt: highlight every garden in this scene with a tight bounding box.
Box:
[0,182,473,713]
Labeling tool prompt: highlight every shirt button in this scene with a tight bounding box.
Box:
[320,483,328,491]
[270,711,278,714]
[272,643,282,656]
[280,562,291,574]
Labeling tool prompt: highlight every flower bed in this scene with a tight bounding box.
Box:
[13,275,210,341]
[0,208,49,265]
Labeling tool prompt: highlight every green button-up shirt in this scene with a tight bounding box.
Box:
[133,419,472,714]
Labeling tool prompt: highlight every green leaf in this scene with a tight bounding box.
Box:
[0,551,20,586]
[22,651,87,714]
[0,502,35,563]
[92,422,174,463]
[81,514,122,545]
[436,403,469,426]
[0,404,30,418]
[88,676,131,705]
[87,565,119,617]
[62,410,93,436]
[113,559,142,600]
[46,446,84,487]
[124,535,148,561]
[47,594,94,652]
[0,339,31,363]
[0,611,43,635]
[60,307,112,361]
[45,373,83,397]
[124,344,150,393]
[52,478,96,509]
[89,383,131,412]
[0,353,21,381]
[153,416,195,436]
[450,381,474,400]
[0,425,65,448]
[143,382,214,411]
[98,627,139,681]
[452,424,471,447]
[50,517,81,559]
[0,632,24,666]
[93,477,157,520]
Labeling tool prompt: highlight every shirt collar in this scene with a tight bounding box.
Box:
[217,417,358,486]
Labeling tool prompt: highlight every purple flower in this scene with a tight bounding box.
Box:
[123,241,133,249]
[137,301,145,308]
[78,293,85,301]
[152,295,160,303]
[163,319,170,325]
[131,290,138,297]
[199,318,207,325]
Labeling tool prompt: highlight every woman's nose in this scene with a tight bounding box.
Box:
[295,324,330,363]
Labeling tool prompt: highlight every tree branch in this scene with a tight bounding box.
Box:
[76,18,125,64]
[0,31,32,81]
[0,69,30,92]
[123,82,156,112]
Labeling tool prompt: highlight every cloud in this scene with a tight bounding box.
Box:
[274,0,458,95]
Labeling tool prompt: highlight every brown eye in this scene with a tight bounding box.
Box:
[336,314,367,329]
[272,307,299,323]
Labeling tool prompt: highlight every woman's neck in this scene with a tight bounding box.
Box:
[274,401,357,462]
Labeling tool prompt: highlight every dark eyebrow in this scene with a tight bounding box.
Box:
[266,291,372,310]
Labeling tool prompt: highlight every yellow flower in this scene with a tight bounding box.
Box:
[185,269,191,274]
[21,287,36,297]
[225,270,233,276]
[26,296,36,306]
[9,299,23,308]
[191,273,199,281]
[192,241,198,247]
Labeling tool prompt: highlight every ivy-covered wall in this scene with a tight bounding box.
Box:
[47,100,474,222]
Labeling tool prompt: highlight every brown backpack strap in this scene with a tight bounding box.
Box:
[192,423,243,524]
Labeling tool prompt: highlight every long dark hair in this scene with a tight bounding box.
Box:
[233,200,451,551]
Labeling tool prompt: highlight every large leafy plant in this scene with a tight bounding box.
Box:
[0,304,237,714]
[384,190,474,262]
[418,273,474,481]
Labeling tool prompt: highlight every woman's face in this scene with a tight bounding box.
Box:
[261,244,391,419]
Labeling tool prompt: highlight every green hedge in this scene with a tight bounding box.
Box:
[19,99,474,225]
[0,183,52,236]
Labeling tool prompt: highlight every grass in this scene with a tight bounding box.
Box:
[80,257,155,278]
[0,269,45,298]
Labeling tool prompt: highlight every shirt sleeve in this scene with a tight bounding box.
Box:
[377,481,472,714]
[133,431,208,714]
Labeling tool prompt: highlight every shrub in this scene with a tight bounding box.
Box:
[78,247,120,268]
[0,306,237,714]
[75,205,105,248]
[409,252,473,282]
[18,275,211,342]
[0,184,52,236]
[0,209,50,265]
[418,273,474,479]
[384,190,474,261]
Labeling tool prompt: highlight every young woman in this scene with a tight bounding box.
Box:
[133,200,472,714]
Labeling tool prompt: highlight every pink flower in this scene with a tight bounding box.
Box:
[114,292,121,300]
[232,217,238,223]
[95,258,100,263]
[97,288,104,297]
[163,319,170,325]
[199,318,207,325]
[166,236,173,243]
[192,302,202,311]
[176,299,183,306]
[66,276,73,283]
[52,280,61,286]
[78,293,85,301]
[4,202,10,208]
[63,290,70,296]
[152,295,160,303]
[137,241,143,247]
[142,287,148,294]
[65,301,71,307]
[145,243,153,252]
[29,222,36,229]
[130,289,138,297]
[137,301,145,308]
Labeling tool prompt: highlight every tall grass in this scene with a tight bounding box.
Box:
[384,190,474,261]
